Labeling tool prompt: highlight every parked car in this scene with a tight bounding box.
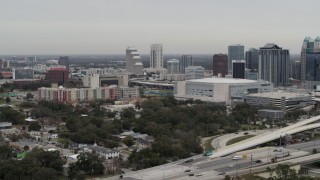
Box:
[255,160,262,163]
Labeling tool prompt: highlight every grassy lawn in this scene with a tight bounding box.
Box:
[240,124,264,130]
[226,135,255,146]
[203,136,216,150]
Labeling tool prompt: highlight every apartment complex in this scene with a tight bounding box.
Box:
[38,85,139,104]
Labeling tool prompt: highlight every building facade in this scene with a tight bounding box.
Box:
[167,59,179,74]
[228,44,244,73]
[306,53,320,81]
[46,68,69,85]
[213,54,228,77]
[301,37,320,82]
[245,48,259,71]
[244,91,314,112]
[232,60,245,79]
[13,68,34,79]
[37,85,139,104]
[125,47,143,75]
[174,77,273,104]
[179,55,193,74]
[290,60,301,80]
[150,44,163,70]
[185,66,205,80]
[58,56,69,70]
[259,44,290,86]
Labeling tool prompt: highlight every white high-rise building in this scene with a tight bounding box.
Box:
[150,44,163,70]
[167,59,179,74]
[125,47,143,75]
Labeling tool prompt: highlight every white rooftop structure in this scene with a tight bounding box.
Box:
[175,77,273,104]
[188,77,258,84]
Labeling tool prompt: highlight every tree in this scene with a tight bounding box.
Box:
[28,121,41,131]
[224,175,231,180]
[23,145,29,151]
[0,145,12,160]
[267,164,299,180]
[120,107,136,120]
[5,97,10,104]
[76,152,104,175]
[68,163,80,180]
[123,136,134,147]
[33,167,57,180]
[26,93,34,100]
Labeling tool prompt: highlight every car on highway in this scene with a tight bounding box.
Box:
[218,172,226,175]
[255,160,262,163]
[184,169,191,172]
[244,132,249,135]
[184,158,193,163]
[232,156,241,160]
[195,173,203,177]
[189,173,194,176]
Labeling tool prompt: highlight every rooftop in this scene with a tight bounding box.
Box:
[260,43,282,49]
[187,77,258,84]
[246,91,311,99]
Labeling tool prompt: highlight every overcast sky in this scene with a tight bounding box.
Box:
[0,0,319,55]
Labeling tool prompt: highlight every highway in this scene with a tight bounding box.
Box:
[101,115,320,180]
[101,141,320,180]
[210,115,320,158]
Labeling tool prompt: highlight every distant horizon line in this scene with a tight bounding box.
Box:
[0,53,302,57]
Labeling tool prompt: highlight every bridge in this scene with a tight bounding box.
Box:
[210,115,320,158]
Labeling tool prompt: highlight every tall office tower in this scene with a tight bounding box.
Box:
[150,44,163,70]
[167,59,179,74]
[228,44,244,73]
[232,60,245,79]
[213,54,228,77]
[301,37,320,81]
[125,47,143,75]
[245,48,259,71]
[290,61,301,80]
[259,44,290,86]
[306,53,320,81]
[58,56,69,70]
[179,55,193,73]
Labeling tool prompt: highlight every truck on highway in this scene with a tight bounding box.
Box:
[275,151,290,158]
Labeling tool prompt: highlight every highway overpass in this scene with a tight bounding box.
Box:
[210,115,320,158]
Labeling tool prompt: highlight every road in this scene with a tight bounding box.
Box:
[211,130,269,149]
[101,140,320,180]
[210,115,320,158]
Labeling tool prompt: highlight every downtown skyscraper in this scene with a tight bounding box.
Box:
[245,48,259,71]
[179,55,193,74]
[125,47,143,75]
[259,44,290,86]
[228,44,244,74]
[213,53,228,77]
[301,37,320,82]
[150,44,163,70]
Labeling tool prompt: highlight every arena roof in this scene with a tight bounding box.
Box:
[187,78,258,84]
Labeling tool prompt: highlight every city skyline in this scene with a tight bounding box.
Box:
[0,0,320,55]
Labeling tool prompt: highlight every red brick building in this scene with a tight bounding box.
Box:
[46,68,69,85]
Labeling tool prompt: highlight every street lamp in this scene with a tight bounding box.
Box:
[250,155,253,174]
